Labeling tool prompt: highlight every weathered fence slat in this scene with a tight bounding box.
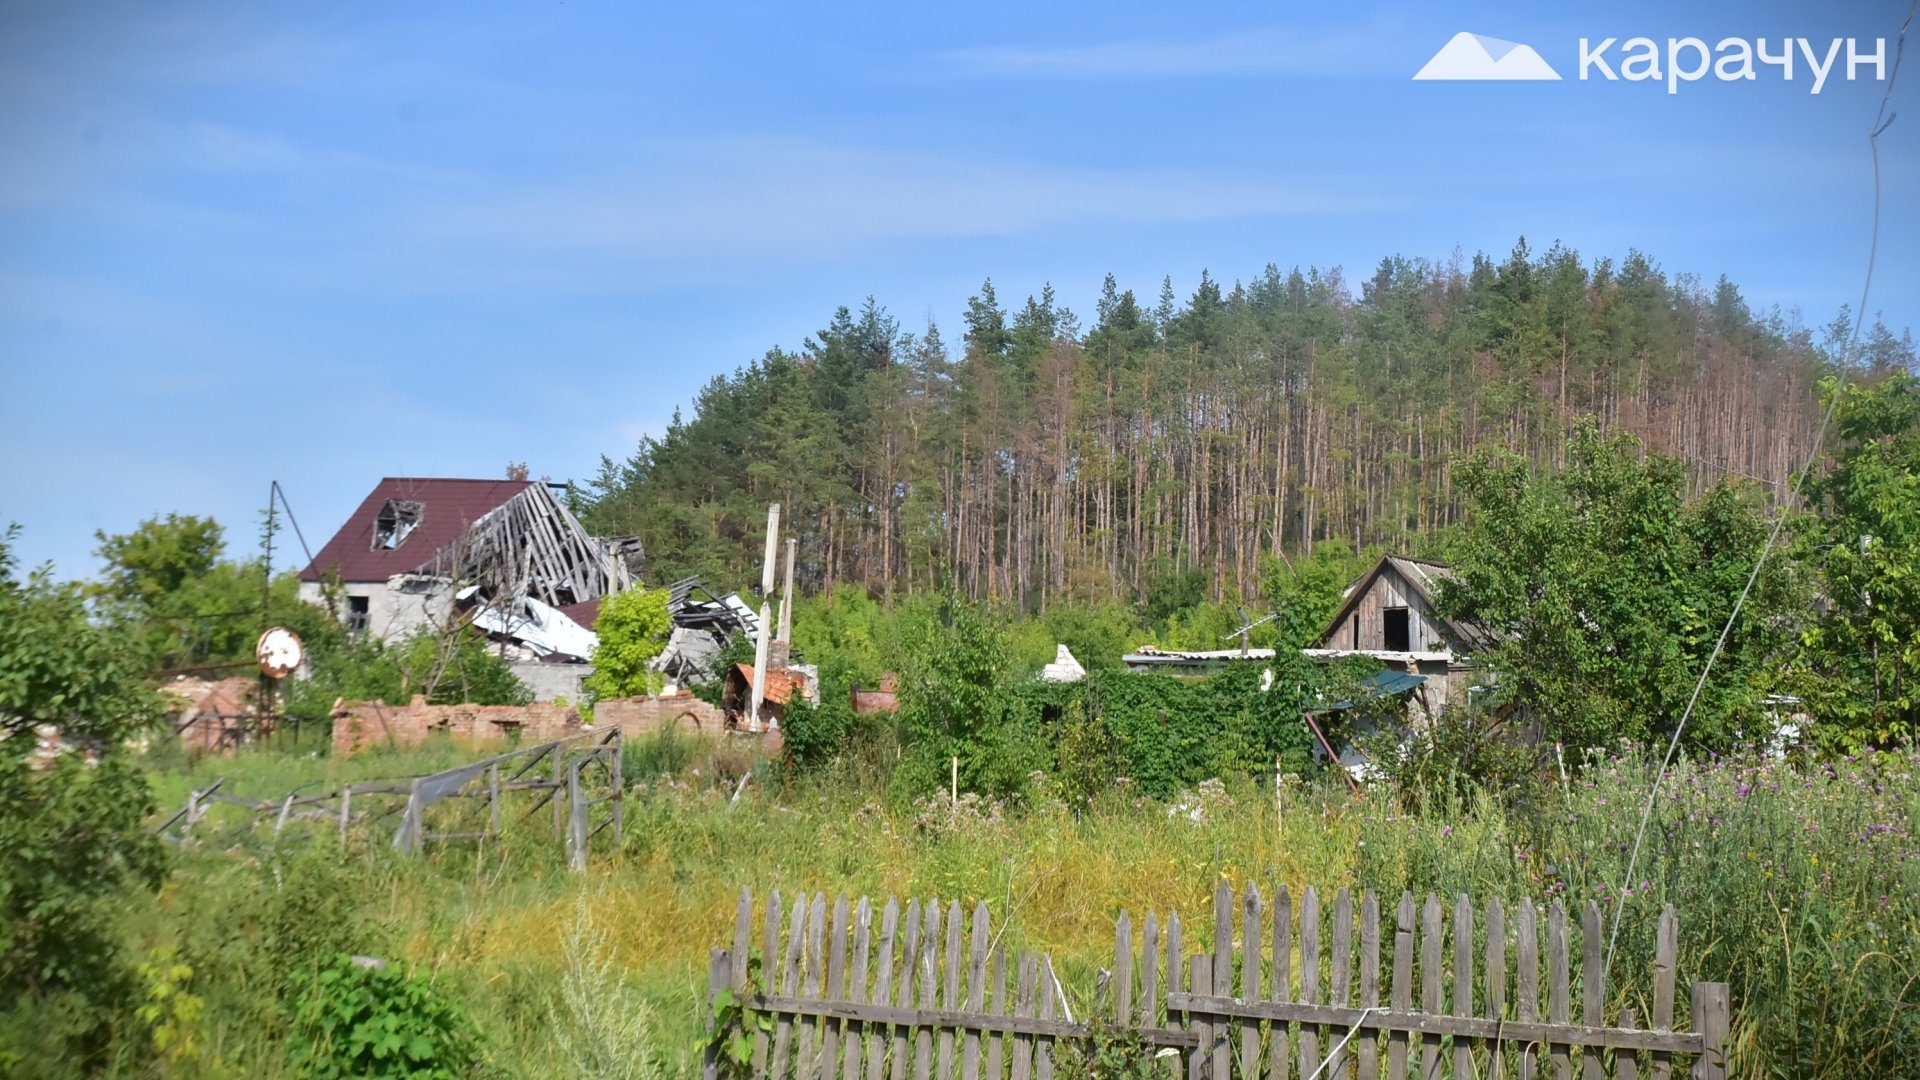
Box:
[1329,887,1354,1078]
[1241,886,1263,1080]
[1010,954,1035,1080]
[1518,899,1540,1080]
[1299,886,1321,1080]
[771,894,805,1080]
[1211,883,1232,1080]
[1454,894,1475,1080]
[1583,901,1606,1080]
[1549,900,1572,1080]
[1271,885,1292,1080]
[914,899,939,1080]
[892,900,920,1080]
[986,945,1006,1080]
[848,897,872,1080]
[940,900,962,1080]
[1486,896,1507,1080]
[1187,955,1210,1080]
[822,895,848,1080]
[1388,892,1412,1080]
[1035,955,1057,1080]
[1652,906,1677,1080]
[717,888,1721,1080]
[963,902,987,1080]
[870,898,899,1080]
[1421,894,1442,1080]
[1357,889,1380,1080]
[1618,1007,1640,1080]
[801,895,827,1080]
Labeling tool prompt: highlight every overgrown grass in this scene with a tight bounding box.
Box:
[112,735,1920,1078]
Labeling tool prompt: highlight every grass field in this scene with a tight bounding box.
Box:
[124,733,1920,1078]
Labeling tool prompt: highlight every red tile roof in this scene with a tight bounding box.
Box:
[298,478,534,584]
[733,663,809,705]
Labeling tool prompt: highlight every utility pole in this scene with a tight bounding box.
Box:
[750,504,780,731]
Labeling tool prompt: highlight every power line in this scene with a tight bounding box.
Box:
[1603,0,1917,979]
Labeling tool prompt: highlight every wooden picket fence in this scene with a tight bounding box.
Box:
[705,884,1728,1080]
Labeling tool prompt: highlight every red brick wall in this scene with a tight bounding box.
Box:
[330,695,583,756]
[592,692,726,739]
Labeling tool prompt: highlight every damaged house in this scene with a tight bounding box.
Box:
[1303,554,1494,711]
[297,478,645,697]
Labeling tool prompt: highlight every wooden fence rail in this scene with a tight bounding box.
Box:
[155,727,624,869]
[707,885,1727,1080]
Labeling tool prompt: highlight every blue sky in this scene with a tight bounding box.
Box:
[2,0,1914,579]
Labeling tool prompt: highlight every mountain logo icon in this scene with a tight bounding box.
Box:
[1413,32,1562,81]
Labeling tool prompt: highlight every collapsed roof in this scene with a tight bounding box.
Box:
[649,577,763,686]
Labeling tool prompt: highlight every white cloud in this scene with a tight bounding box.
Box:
[408,138,1400,265]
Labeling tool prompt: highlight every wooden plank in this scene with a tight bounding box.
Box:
[1035,956,1057,1080]
[1298,887,1320,1080]
[1213,883,1232,1080]
[986,945,1006,1080]
[893,900,921,1080]
[1142,912,1160,1030]
[1116,910,1135,1030]
[1651,906,1677,1080]
[1486,897,1506,1080]
[1548,901,1570,1080]
[1387,892,1412,1080]
[963,902,988,1080]
[1011,954,1035,1080]
[1454,894,1474,1080]
[940,900,962,1080]
[1188,956,1211,1080]
[1242,886,1263,1080]
[1690,983,1729,1080]
[801,895,827,1080]
[848,898,873,1080]
[916,900,940,1080]
[1271,885,1292,1080]
[1617,1007,1640,1080]
[1167,912,1184,1021]
[1357,890,1380,1080]
[731,889,755,994]
[1582,902,1604,1080]
[871,898,900,1080]
[825,897,850,1080]
[1327,888,1353,1078]
[1518,900,1539,1080]
[1420,895,1441,1080]
[772,895,806,1080]
[1155,997,1706,1054]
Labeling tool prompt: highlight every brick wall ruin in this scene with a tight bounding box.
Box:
[329,691,729,756]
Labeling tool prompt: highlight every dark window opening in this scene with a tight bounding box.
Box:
[1384,607,1411,652]
[1351,613,1361,649]
[347,595,370,636]
[372,499,424,550]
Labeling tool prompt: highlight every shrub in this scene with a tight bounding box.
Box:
[291,955,484,1080]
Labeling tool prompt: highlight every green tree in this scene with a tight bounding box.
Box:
[1439,421,1800,750]
[0,526,169,1063]
[91,513,336,670]
[585,588,671,704]
[1791,372,1920,747]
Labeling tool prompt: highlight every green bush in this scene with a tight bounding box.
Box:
[291,955,484,1080]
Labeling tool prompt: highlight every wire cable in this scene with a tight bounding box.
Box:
[1602,0,1917,978]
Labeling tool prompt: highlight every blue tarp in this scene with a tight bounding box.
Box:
[1317,669,1427,711]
